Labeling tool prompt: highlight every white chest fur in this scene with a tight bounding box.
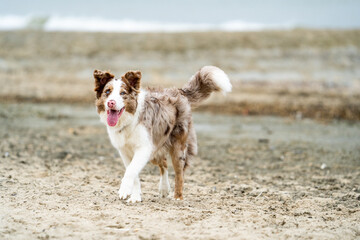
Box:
[107,123,150,152]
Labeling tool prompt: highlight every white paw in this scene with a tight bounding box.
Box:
[127,193,142,203]
[118,177,133,200]
[159,184,171,198]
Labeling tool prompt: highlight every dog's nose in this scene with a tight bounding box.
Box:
[107,100,116,108]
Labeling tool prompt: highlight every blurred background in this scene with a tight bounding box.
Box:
[1,1,360,239]
[0,0,359,120]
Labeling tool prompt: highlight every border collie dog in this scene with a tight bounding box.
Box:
[94,66,231,203]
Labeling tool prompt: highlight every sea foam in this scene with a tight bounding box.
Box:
[0,15,294,32]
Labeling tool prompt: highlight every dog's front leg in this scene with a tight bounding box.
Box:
[118,146,152,201]
[118,150,141,203]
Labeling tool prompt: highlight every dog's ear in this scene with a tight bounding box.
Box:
[123,70,141,91]
[94,69,114,99]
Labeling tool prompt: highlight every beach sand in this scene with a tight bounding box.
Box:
[1,103,359,239]
[0,30,359,239]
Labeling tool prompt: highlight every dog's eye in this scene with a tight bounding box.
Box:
[105,89,111,95]
[120,92,126,96]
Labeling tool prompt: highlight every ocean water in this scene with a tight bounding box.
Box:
[0,0,359,32]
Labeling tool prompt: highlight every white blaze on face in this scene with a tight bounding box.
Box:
[105,79,126,127]
[106,79,125,111]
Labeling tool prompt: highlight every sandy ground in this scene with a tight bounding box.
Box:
[0,30,360,239]
[0,103,359,239]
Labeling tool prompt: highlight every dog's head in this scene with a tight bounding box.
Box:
[94,69,141,127]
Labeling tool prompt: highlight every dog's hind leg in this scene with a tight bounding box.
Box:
[158,158,170,198]
[170,142,187,200]
[151,157,171,198]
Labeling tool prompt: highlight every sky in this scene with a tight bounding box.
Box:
[1,0,360,29]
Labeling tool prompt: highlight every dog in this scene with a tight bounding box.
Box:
[93,66,231,203]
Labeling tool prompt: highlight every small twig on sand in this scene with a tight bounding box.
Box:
[255,191,263,199]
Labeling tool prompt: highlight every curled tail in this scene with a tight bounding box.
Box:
[180,66,232,106]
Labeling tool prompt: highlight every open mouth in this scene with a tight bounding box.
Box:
[107,107,125,127]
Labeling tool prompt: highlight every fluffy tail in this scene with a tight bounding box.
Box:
[180,66,232,105]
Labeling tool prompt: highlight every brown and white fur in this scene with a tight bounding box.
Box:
[93,66,231,203]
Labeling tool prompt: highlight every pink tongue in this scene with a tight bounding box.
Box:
[107,109,123,127]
